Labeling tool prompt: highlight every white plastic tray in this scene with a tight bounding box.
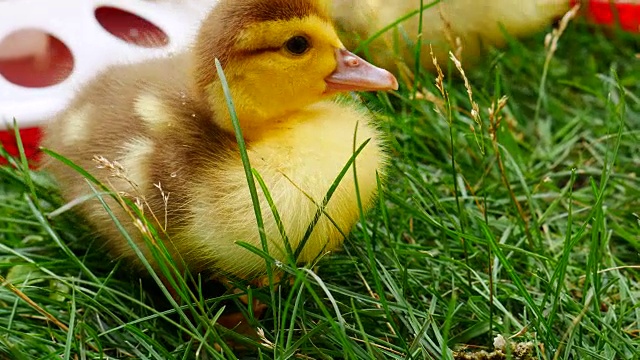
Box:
[0,0,216,130]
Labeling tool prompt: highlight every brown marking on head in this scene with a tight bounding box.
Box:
[191,0,330,95]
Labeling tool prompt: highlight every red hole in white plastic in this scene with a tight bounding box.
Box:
[95,6,169,48]
[0,29,74,88]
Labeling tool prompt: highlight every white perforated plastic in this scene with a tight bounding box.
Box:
[0,0,217,130]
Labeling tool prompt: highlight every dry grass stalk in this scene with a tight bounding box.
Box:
[0,274,102,352]
[92,154,175,253]
[488,96,509,140]
[0,274,69,332]
[544,4,580,57]
[450,51,484,154]
[92,154,166,232]
[430,44,446,99]
[450,52,480,125]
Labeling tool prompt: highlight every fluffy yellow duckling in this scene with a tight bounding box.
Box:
[333,0,570,73]
[42,0,397,284]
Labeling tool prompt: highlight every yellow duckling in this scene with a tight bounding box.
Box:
[42,0,397,284]
[333,0,570,73]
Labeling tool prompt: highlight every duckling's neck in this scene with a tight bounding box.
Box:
[212,102,296,141]
[202,79,324,140]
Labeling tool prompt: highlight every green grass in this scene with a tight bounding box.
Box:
[1,16,640,360]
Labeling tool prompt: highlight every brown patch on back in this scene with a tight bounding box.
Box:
[41,52,235,273]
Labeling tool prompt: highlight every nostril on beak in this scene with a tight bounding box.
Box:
[338,48,360,67]
[345,55,359,67]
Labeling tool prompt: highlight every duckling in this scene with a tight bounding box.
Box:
[333,0,570,73]
[42,0,397,286]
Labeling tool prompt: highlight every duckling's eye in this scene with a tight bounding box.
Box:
[285,36,310,55]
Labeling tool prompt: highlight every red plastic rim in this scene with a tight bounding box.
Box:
[0,127,43,166]
[573,0,640,32]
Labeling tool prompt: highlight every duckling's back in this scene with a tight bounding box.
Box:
[42,54,236,269]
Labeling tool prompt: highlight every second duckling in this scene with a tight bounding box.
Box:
[333,0,570,73]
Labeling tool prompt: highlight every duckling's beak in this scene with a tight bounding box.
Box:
[324,48,398,94]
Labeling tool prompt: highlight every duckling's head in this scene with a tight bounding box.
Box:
[192,0,398,137]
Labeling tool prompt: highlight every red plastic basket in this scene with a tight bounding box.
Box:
[0,0,209,167]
